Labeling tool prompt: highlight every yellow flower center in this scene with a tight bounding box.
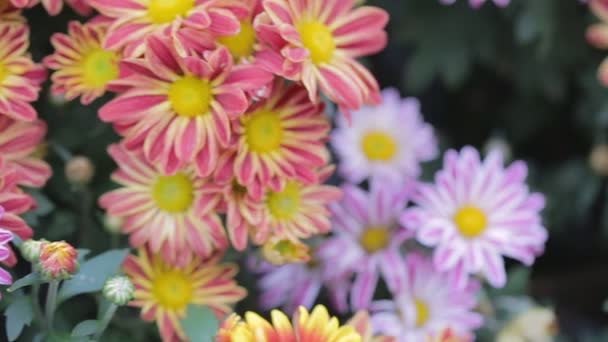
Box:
[152,173,194,213]
[81,49,119,88]
[298,21,336,64]
[168,76,213,117]
[0,62,9,84]
[359,226,390,253]
[361,131,398,162]
[147,0,195,24]
[218,20,256,59]
[152,269,194,310]
[414,299,430,327]
[267,182,301,220]
[244,110,283,153]
[453,206,488,238]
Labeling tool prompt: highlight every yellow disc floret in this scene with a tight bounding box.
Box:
[168,76,213,117]
[298,21,336,64]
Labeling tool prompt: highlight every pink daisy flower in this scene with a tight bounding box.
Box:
[99,144,227,266]
[99,35,272,176]
[401,147,548,288]
[254,0,388,114]
[331,88,437,184]
[231,80,330,199]
[440,0,510,8]
[0,158,35,266]
[0,206,13,289]
[10,0,92,16]
[0,117,51,188]
[317,179,413,310]
[88,0,248,57]
[371,253,482,341]
[0,23,46,122]
[215,0,263,62]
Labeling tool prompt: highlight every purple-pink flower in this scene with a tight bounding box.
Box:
[401,147,547,288]
[440,0,511,8]
[0,206,14,289]
[371,252,482,341]
[317,179,414,310]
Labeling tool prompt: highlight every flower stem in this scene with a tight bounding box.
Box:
[93,303,118,341]
[32,281,44,327]
[45,280,59,331]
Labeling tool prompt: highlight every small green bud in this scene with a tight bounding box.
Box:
[20,239,47,263]
[103,275,135,306]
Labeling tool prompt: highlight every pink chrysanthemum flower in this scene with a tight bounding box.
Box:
[231,80,330,199]
[317,179,413,310]
[254,0,388,114]
[440,0,510,8]
[371,253,482,342]
[44,21,121,105]
[588,0,608,86]
[249,252,349,315]
[348,310,396,342]
[401,147,548,288]
[0,117,50,188]
[99,144,227,266]
[0,159,34,266]
[210,149,266,250]
[88,0,248,57]
[331,88,437,184]
[215,0,263,61]
[10,0,92,16]
[256,167,342,242]
[99,36,272,176]
[0,24,46,122]
[124,249,246,342]
[0,207,14,289]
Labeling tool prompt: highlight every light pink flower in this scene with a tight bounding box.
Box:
[440,0,510,8]
[401,147,548,288]
[10,0,92,16]
[371,253,482,341]
[0,207,13,288]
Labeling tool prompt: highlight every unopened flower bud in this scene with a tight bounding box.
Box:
[38,241,79,280]
[65,156,95,185]
[590,144,608,176]
[20,239,47,263]
[103,275,135,306]
[261,238,310,265]
[103,214,123,235]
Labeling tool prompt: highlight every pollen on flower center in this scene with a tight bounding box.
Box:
[267,182,301,220]
[298,21,336,64]
[359,226,390,253]
[361,131,398,161]
[454,206,488,238]
[219,20,256,59]
[168,76,213,117]
[245,110,283,153]
[414,299,430,327]
[147,0,195,24]
[81,49,119,87]
[152,173,194,213]
[151,269,194,310]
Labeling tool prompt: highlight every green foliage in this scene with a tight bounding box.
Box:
[57,249,129,303]
[181,306,219,342]
[5,294,34,341]
[71,320,99,338]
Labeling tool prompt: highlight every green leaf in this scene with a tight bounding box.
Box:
[181,305,218,342]
[7,273,44,293]
[71,320,99,337]
[57,249,129,303]
[5,295,34,341]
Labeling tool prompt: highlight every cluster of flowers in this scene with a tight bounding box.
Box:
[250,87,549,341]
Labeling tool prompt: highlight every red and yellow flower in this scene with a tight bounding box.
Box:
[256,166,342,242]
[254,0,388,115]
[44,21,121,105]
[218,305,361,342]
[0,116,51,188]
[38,240,79,280]
[0,23,46,122]
[88,0,249,57]
[232,80,330,197]
[0,158,35,266]
[124,249,246,342]
[10,0,92,16]
[99,144,227,266]
[99,35,272,176]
